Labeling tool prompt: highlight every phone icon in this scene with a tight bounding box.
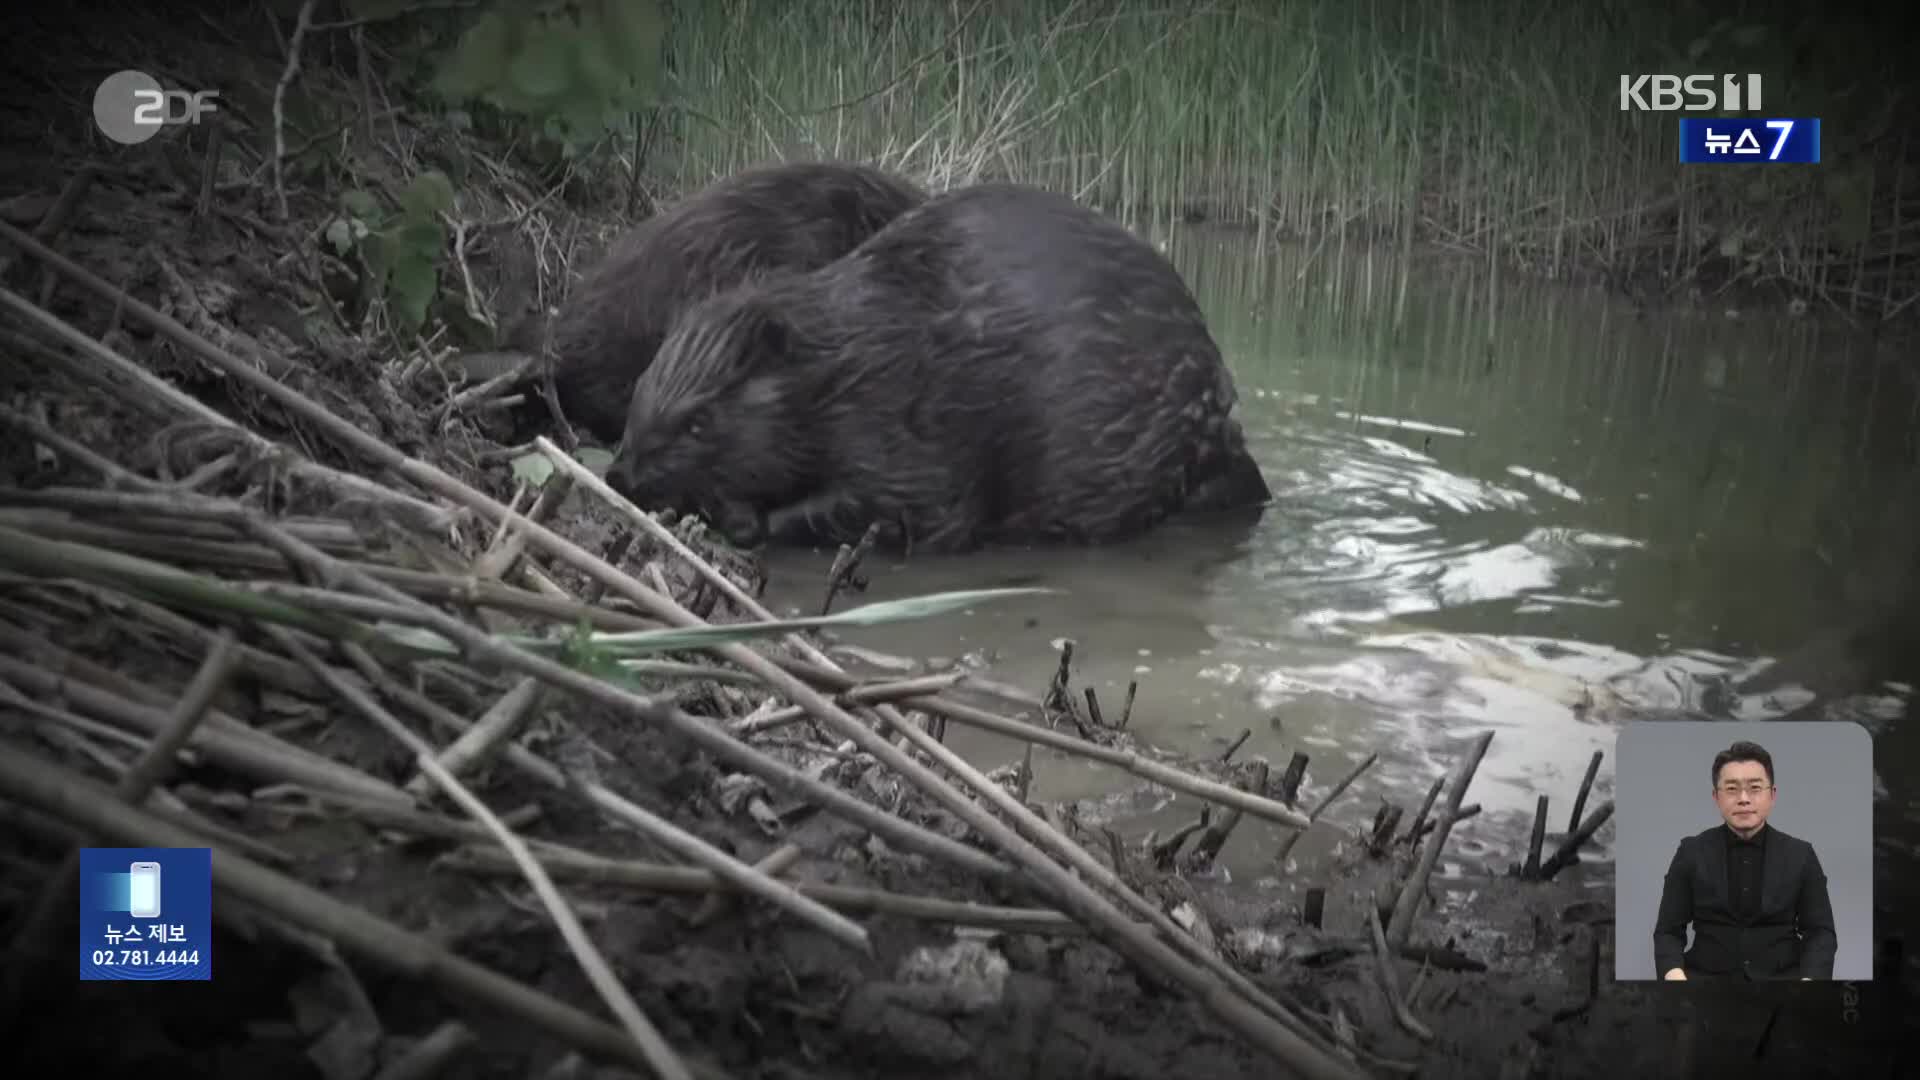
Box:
[128,861,162,919]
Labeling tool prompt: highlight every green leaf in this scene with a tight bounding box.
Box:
[339,189,381,220]
[392,218,446,261]
[514,587,1058,658]
[360,230,394,278]
[387,253,439,333]
[399,170,456,219]
[512,451,556,486]
[575,447,614,474]
[324,218,356,256]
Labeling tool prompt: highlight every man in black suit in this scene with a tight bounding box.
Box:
[1653,739,1838,980]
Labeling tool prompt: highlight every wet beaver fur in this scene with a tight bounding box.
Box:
[541,160,925,442]
[606,181,1274,553]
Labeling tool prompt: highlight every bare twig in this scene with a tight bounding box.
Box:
[820,521,881,615]
[444,845,1084,935]
[370,1020,476,1080]
[1522,794,1550,878]
[1387,732,1494,949]
[1534,801,1616,881]
[0,279,456,531]
[1367,890,1434,1042]
[1567,750,1603,833]
[271,0,319,221]
[1274,752,1379,865]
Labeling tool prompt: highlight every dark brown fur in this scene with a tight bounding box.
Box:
[544,160,926,441]
[606,182,1273,553]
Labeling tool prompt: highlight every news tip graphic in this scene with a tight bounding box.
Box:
[78,847,212,981]
[1679,117,1821,164]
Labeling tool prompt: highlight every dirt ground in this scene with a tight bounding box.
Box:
[0,6,1914,1080]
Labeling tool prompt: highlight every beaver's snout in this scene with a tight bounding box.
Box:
[705,497,768,548]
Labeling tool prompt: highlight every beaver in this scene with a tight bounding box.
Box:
[605,181,1274,553]
[533,160,926,442]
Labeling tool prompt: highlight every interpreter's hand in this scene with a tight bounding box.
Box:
[1663,968,1687,981]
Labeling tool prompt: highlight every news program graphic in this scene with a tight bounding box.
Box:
[78,847,212,981]
[1612,721,1872,981]
[91,69,221,146]
[1679,117,1821,164]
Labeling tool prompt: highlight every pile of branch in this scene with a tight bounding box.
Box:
[0,224,1389,1080]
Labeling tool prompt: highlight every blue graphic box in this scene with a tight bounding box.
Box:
[78,847,213,981]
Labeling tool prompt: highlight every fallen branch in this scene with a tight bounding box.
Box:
[1274,752,1379,865]
[1532,801,1615,881]
[1387,732,1494,949]
[441,845,1085,935]
[1367,890,1434,1042]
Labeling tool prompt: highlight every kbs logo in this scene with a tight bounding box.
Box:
[1619,74,1763,112]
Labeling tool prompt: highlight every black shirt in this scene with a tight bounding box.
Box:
[1725,822,1766,922]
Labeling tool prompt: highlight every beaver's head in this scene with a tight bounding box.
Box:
[606,287,818,544]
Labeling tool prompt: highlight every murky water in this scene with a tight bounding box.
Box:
[759,226,1920,895]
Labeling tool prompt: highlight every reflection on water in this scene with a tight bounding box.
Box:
[760,225,1920,893]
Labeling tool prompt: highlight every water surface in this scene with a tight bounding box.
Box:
[760,226,1920,898]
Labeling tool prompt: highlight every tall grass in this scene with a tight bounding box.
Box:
[650,0,1915,321]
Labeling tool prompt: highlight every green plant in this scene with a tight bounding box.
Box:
[430,0,669,155]
[326,171,455,336]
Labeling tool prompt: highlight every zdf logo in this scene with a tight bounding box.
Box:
[92,70,220,145]
[1619,74,1763,112]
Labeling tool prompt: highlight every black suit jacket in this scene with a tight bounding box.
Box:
[1652,823,1837,979]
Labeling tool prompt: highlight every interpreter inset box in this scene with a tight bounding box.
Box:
[1612,722,1872,981]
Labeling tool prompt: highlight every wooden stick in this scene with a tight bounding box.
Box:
[444,846,1085,935]
[1534,801,1615,881]
[1568,750,1603,834]
[1522,794,1550,878]
[1367,890,1433,1042]
[1274,753,1378,865]
[1387,732,1494,948]
[1402,776,1445,847]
